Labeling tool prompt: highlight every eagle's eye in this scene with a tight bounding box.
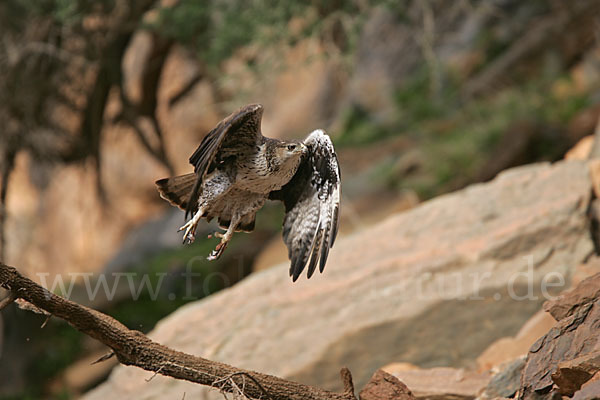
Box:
[287,144,297,151]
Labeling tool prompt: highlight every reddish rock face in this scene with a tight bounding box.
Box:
[82,161,595,400]
[553,351,600,396]
[520,273,600,399]
[359,369,415,400]
[573,374,600,400]
[543,272,600,322]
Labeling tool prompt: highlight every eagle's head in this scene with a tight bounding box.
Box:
[272,141,308,173]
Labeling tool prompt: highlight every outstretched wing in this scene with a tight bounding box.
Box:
[185,104,264,218]
[269,130,341,282]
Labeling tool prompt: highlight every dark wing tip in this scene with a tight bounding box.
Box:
[291,262,302,282]
[291,252,305,282]
[306,253,318,280]
[235,103,263,123]
[245,103,263,112]
[330,205,340,247]
[319,242,330,274]
[155,177,169,186]
[306,229,324,279]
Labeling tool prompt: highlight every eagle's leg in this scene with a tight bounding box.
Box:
[207,215,239,261]
[178,206,205,244]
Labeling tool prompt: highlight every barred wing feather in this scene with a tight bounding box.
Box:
[269,130,341,281]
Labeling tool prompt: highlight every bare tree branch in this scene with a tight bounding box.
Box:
[115,33,175,175]
[0,263,357,400]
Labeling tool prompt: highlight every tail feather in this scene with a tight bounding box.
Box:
[155,173,197,211]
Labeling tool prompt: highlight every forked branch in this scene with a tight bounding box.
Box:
[0,263,357,400]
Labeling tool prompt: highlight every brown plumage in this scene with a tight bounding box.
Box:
[155,173,195,211]
[156,104,341,281]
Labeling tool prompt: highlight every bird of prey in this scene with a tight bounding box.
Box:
[155,104,340,281]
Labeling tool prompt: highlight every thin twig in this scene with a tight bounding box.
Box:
[40,314,52,328]
[213,372,274,400]
[145,365,165,382]
[91,351,116,365]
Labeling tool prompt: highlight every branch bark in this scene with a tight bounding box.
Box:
[0,263,357,400]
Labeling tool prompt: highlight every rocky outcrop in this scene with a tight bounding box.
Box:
[83,160,594,400]
[519,273,600,399]
[552,351,600,397]
[479,357,526,400]
[380,266,600,400]
[543,272,600,321]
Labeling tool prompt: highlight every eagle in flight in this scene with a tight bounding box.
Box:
[156,104,341,281]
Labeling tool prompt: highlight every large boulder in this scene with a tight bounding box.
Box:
[83,160,594,399]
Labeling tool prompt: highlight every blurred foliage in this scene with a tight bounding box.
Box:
[149,0,395,69]
[335,65,590,198]
[106,238,235,332]
[427,87,585,191]
[1,0,116,30]
[30,323,83,385]
[151,1,303,68]
[108,203,283,331]
[1,318,83,400]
